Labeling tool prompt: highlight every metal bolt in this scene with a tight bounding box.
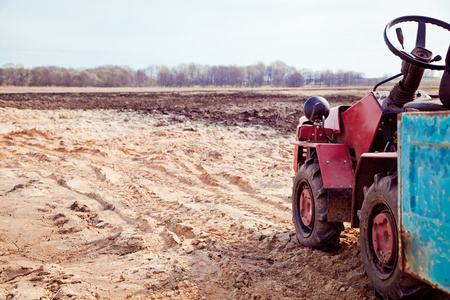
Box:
[344,160,347,163]
[326,160,329,164]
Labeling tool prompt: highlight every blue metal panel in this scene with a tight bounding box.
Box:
[398,112,450,293]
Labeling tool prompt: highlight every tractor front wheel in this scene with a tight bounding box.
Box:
[292,158,342,250]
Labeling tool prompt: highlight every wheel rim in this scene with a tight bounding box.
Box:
[300,189,313,227]
[367,206,397,279]
[372,212,395,265]
[297,182,314,237]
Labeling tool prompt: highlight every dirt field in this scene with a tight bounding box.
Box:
[0,88,377,299]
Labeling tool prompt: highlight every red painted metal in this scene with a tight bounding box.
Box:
[372,212,396,265]
[290,142,354,189]
[293,144,299,173]
[316,144,353,189]
[341,93,383,162]
[351,153,397,228]
[298,124,329,142]
[300,189,313,227]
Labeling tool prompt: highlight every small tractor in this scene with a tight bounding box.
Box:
[291,16,450,299]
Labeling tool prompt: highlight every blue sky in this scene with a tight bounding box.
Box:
[0,0,449,78]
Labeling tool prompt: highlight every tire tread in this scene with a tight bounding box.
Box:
[292,159,342,251]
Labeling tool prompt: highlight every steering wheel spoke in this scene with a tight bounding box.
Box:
[415,21,426,48]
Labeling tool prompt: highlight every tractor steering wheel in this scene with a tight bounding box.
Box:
[384,15,450,70]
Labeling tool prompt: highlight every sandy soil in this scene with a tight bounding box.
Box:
[0,90,376,299]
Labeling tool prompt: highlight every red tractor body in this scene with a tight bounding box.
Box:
[293,93,395,226]
[290,15,450,299]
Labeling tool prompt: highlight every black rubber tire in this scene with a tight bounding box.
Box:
[292,158,342,250]
[360,173,428,299]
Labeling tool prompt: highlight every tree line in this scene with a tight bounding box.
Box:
[0,61,377,88]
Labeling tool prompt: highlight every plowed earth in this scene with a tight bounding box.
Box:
[0,89,376,299]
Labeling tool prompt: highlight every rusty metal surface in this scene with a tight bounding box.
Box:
[316,144,353,189]
[398,112,450,293]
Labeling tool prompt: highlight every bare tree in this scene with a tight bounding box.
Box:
[136,69,147,87]
[246,62,265,87]
[3,63,30,86]
[286,71,305,87]
[157,65,172,86]
[267,60,288,86]
[1,62,372,88]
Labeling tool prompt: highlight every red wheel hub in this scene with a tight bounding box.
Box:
[300,189,313,227]
[372,213,396,265]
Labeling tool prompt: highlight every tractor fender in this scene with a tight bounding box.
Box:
[351,152,397,228]
[315,144,354,223]
[315,144,354,189]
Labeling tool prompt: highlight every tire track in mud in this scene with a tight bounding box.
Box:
[0,105,374,299]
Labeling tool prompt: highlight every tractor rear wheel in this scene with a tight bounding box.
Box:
[292,158,342,250]
[359,173,427,299]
